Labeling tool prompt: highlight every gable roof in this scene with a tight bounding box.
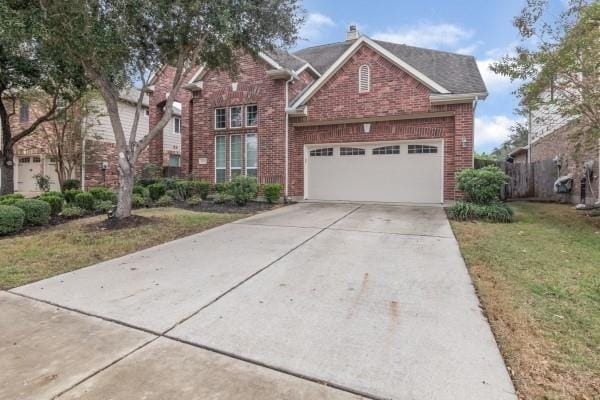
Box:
[292,37,487,96]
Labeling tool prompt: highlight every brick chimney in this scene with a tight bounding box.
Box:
[346,25,359,41]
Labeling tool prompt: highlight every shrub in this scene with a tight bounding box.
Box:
[0,205,25,235]
[61,206,87,218]
[133,185,148,197]
[38,194,64,216]
[74,192,95,211]
[186,195,202,207]
[13,199,51,226]
[132,194,146,209]
[156,194,174,207]
[142,163,163,180]
[447,201,513,223]
[62,179,81,191]
[94,200,115,214]
[188,180,211,199]
[173,181,191,201]
[166,189,177,199]
[228,176,258,205]
[163,177,178,190]
[137,178,160,187]
[0,193,25,206]
[147,183,166,201]
[64,189,83,204]
[213,182,230,194]
[33,173,50,192]
[263,184,282,204]
[213,192,234,204]
[40,191,64,199]
[456,166,508,205]
[88,187,117,203]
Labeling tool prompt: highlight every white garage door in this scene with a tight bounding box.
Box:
[305,141,443,203]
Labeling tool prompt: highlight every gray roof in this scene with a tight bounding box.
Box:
[291,38,487,94]
[119,88,149,107]
[265,48,309,72]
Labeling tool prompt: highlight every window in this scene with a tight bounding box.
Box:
[173,117,181,134]
[340,147,365,156]
[373,145,400,155]
[19,157,30,163]
[408,144,438,154]
[245,133,257,178]
[358,65,370,93]
[32,156,41,163]
[215,108,226,129]
[19,102,29,123]
[230,135,242,178]
[144,109,149,116]
[215,136,226,183]
[246,104,258,127]
[169,154,180,167]
[230,106,242,128]
[309,148,333,157]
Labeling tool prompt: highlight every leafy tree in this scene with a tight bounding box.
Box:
[0,1,88,195]
[490,122,529,160]
[491,0,599,137]
[36,0,303,218]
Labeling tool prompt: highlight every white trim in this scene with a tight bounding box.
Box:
[214,107,226,130]
[229,105,243,129]
[259,52,284,70]
[245,104,258,127]
[187,65,206,84]
[290,36,450,109]
[430,92,488,104]
[245,133,258,178]
[358,64,370,93]
[229,134,242,179]
[173,116,181,135]
[295,63,321,77]
[215,135,226,183]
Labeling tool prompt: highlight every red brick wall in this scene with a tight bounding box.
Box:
[188,54,286,184]
[289,69,316,102]
[153,44,475,202]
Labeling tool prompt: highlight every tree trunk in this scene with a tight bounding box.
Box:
[0,151,15,196]
[114,153,134,218]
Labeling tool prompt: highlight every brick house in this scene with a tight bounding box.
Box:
[150,26,487,204]
[1,89,181,192]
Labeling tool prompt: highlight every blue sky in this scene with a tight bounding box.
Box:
[294,0,564,153]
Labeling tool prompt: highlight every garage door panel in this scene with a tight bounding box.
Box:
[306,142,442,203]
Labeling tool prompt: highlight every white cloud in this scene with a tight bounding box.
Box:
[477,59,516,93]
[475,115,523,152]
[372,23,474,49]
[299,13,335,42]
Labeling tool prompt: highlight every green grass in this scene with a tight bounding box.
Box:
[451,202,600,399]
[0,208,246,290]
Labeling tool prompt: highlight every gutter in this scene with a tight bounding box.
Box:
[430,92,488,104]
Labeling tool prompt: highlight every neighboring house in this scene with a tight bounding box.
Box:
[508,146,529,164]
[527,85,599,204]
[1,89,158,192]
[149,26,487,204]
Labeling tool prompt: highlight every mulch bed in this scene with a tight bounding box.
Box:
[85,215,154,231]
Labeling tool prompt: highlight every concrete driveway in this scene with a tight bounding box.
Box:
[2,203,516,400]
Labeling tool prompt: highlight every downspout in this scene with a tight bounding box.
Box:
[81,136,86,191]
[284,76,294,203]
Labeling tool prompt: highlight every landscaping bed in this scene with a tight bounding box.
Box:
[450,202,600,399]
[0,208,247,289]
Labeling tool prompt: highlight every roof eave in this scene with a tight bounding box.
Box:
[429,92,488,104]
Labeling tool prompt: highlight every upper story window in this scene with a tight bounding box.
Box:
[19,102,29,123]
[246,104,258,127]
[230,106,242,128]
[173,117,181,134]
[215,108,226,130]
[358,65,370,93]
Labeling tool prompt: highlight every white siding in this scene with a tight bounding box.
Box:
[530,88,572,143]
[87,100,149,143]
[163,116,182,155]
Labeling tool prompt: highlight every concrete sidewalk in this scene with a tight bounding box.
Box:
[5,203,516,399]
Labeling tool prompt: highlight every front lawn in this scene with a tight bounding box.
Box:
[451,202,600,399]
[0,208,246,290]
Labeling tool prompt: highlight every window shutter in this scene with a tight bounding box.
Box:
[358,65,370,93]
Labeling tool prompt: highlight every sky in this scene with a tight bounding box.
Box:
[293,0,566,153]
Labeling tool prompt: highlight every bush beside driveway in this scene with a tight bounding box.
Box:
[451,202,600,399]
[0,208,246,290]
